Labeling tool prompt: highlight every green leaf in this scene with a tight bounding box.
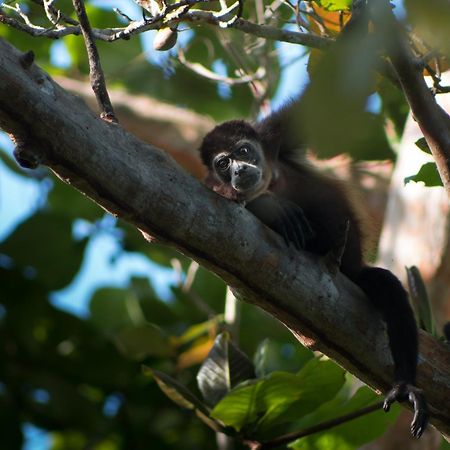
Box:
[315,0,352,11]
[211,358,345,432]
[89,288,139,334]
[197,333,256,407]
[406,266,436,335]
[256,359,346,430]
[152,369,209,412]
[210,380,262,430]
[290,387,400,450]
[301,25,394,160]
[415,137,431,154]
[151,369,223,431]
[0,212,86,290]
[404,162,443,187]
[175,316,224,346]
[115,323,172,360]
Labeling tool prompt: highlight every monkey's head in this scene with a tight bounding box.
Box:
[199,120,273,202]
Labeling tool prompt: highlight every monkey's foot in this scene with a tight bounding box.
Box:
[383,382,428,439]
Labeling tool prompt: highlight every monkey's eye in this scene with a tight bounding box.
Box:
[236,146,250,158]
[216,157,231,172]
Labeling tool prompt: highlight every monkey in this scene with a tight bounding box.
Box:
[198,100,428,438]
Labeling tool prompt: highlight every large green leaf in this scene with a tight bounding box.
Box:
[211,358,345,432]
[210,379,263,430]
[0,212,86,290]
[290,387,400,450]
[197,333,256,407]
[256,359,346,430]
[300,24,394,160]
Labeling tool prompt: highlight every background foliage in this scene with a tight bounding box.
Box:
[1,0,450,448]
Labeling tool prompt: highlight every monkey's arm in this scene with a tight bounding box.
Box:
[246,194,315,250]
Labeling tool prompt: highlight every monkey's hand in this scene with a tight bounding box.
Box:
[246,194,314,250]
[383,382,428,438]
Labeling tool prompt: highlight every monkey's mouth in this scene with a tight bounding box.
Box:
[232,172,262,192]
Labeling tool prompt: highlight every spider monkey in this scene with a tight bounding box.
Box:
[199,100,428,438]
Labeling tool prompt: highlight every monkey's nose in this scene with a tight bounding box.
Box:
[235,166,247,175]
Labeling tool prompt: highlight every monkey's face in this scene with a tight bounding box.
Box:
[210,140,271,201]
[199,120,273,202]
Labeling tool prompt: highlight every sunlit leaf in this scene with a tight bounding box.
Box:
[256,359,346,430]
[210,380,262,430]
[404,162,443,187]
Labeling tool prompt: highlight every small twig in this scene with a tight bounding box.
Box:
[171,259,216,317]
[30,0,79,25]
[245,401,384,450]
[301,1,328,36]
[71,0,117,122]
[43,0,61,26]
[178,49,266,85]
[113,8,133,23]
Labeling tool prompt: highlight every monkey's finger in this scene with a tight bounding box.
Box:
[383,387,399,412]
[408,390,428,438]
[278,207,303,250]
[283,207,305,249]
[285,204,313,249]
[294,208,315,241]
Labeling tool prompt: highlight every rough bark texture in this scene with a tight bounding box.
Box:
[55,76,212,179]
[0,38,450,436]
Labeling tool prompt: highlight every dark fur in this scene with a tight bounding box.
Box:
[199,105,428,438]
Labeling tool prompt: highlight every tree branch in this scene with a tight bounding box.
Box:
[371,1,450,196]
[0,4,332,49]
[0,37,449,436]
[72,0,117,122]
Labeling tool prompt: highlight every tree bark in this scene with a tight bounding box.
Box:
[0,38,450,436]
[54,76,213,179]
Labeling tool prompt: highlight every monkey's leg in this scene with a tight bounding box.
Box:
[355,267,428,438]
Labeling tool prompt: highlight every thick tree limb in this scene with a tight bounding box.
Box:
[0,38,449,436]
[55,76,212,178]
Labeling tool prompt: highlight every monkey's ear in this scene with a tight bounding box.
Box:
[203,172,238,200]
